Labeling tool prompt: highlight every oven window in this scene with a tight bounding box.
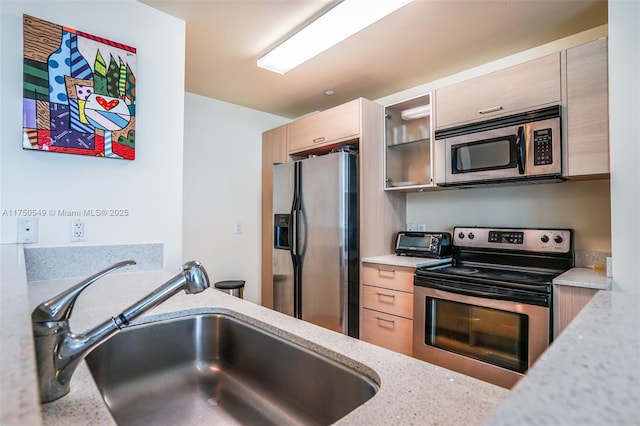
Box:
[452,136,518,174]
[426,298,528,373]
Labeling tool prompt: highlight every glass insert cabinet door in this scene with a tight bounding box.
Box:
[384,94,432,189]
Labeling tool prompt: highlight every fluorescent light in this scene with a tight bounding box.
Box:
[257,0,414,74]
[401,104,431,120]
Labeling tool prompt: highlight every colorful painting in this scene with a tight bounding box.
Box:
[22,15,136,160]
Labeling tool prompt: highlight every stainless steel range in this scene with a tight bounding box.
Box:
[413,226,573,389]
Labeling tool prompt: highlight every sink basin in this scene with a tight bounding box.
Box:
[85,313,378,425]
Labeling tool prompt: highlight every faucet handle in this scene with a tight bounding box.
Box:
[32,260,136,324]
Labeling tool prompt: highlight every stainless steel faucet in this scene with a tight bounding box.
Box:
[31,260,210,403]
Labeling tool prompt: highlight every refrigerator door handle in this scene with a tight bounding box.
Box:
[292,162,303,318]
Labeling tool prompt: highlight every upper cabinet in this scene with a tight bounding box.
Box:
[384,94,435,191]
[564,38,609,178]
[288,99,360,155]
[435,53,561,129]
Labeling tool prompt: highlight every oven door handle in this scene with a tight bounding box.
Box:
[427,282,502,299]
[515,125,526,175]
[417,280,550,306]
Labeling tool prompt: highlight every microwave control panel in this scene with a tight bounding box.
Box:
[533,128,553,166]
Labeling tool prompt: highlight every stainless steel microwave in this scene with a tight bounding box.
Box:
[434,106,564,186]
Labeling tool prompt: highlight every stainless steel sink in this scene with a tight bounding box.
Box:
[85,313,378,425]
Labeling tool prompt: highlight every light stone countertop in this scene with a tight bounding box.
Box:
[3,244,639,426]
[484,290,640,425]
[2,244,508,426]
[553,267,612,290]
[362,254,450,269]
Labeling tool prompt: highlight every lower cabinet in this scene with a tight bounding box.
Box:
[553,284,599,338]
[360,263,414,356]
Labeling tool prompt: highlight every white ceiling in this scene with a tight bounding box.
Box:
[139,0,607,119]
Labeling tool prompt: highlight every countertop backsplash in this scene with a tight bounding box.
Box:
[24,243,163,281]
[574,250,611,269]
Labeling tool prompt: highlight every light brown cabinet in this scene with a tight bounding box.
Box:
[287,99,360,154]
[553,284,598,338]
[261,124,289,308]
[564,37,609,178]
[360,263,414,355]
[435,53,561,129]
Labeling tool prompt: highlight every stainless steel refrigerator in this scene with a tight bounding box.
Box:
[272,150,359,337]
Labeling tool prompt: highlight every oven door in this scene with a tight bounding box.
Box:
[412,285,550,389]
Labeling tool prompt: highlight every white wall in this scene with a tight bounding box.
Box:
[0,1,186,271]
[182,93,289,304]
[407,180,611,252]
[609,0,640,295]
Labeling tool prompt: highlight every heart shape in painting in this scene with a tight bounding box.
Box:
[96,96,119,111]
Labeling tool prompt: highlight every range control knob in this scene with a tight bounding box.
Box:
[541,235,549,243]
[458,232,465,239]
[554,235,564,244]
[468,232,475,240]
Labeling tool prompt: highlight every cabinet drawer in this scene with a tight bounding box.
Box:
[362,263,414,293]
[288,99,360,154]
[361,284,413,319]
[435,53,561,129]
[360,308,413,356]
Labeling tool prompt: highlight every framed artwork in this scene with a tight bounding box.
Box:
[22,15,136,160]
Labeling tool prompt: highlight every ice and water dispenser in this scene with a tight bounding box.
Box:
[274,214,291,250]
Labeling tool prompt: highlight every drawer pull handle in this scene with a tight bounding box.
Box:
[377,268,395,277]
[312,136,326,143]
[478,105,503,114]
[376,292,396,300]
[376,316,395,327]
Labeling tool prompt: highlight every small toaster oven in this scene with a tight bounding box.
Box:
[394,231,452,258]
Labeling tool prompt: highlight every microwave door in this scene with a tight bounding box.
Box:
[445,128,521,184]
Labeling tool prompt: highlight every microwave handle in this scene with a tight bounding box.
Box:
[516,125,526,175]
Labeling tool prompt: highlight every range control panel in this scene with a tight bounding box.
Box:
[454,227,572,253]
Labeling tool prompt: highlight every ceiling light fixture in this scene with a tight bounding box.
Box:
[257,0,414,75]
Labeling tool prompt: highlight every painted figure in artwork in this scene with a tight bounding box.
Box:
[22,15,136,160]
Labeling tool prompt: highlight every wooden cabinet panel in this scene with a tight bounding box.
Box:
[288,99,360,154]
[565,38,609,178]
[435,53,561,129]
[553,285,598,338]
[361,262,414,355]
[360,308,413,356]
[362,264,414,292]
[261,125,289,308]
[361,284,413,319]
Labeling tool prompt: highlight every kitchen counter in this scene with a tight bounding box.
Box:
[1,244,507,426]
[362,254,450,268]
[484,289,640,425]
[553,267,611,290]
[2,244,638,425]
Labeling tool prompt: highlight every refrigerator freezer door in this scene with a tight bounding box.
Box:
[298,152,354,334]
[272,162,295,317]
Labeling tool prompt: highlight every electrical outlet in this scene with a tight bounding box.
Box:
[17,218,38,243]
[235,222,243,234]
[417,223,427,232]
[70,218,87,242]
